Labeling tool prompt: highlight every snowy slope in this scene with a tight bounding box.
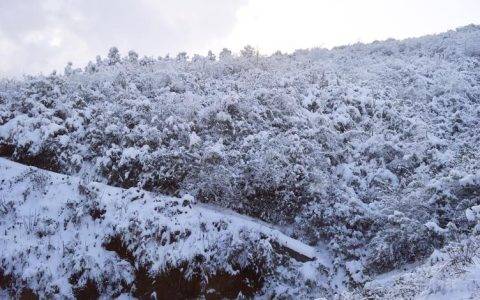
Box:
[0,157,330,298]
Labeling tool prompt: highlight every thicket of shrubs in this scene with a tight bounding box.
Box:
[1,25,480,285]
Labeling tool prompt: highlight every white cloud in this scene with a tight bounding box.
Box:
[222,0,480,54]
[0,0,479,77]
[0,0,246,76]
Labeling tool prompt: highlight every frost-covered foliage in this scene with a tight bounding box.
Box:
[1,25,480,294]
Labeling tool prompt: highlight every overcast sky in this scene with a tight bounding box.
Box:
[1,0,479,77]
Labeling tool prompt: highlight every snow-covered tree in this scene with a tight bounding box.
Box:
[219,48,232,60]
[108,46,121,65]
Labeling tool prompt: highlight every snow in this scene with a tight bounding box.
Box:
[188,132,201,147]
[345,260,365,283]
[300,261,320,282]
[197,203,319,261]
[466,205,480,222]
[424,221,448,234]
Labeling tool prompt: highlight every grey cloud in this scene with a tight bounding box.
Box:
[0,0,246,76]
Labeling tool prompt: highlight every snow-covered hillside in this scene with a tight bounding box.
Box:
[0,158,331,298]
[1,25,480,298]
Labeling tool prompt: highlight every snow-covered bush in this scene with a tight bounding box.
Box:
[365,211,443,274]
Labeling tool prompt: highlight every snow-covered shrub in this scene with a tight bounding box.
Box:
[464,27,480,57]
[365,211,443,274]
